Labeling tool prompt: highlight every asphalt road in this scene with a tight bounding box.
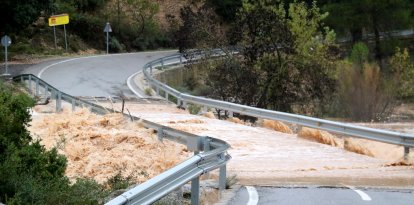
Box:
[24,51,176,97]
[229,186,414,205]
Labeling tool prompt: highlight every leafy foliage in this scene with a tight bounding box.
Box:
[336,62,394,121]
[322,0,414,61]
[206,0,242,22]
[349,42,369,67]
[0,0,51,34]
[202,0,337,114]
[390,48,414,99]
[0,82,34,157]
[176,3,226,52]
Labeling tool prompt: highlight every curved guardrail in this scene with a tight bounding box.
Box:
[142,51,414,157]
[12,74,231,205]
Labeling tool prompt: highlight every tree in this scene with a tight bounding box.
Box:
[176,2,227,52]
[0,81,34,157]
[72,0,107,13]
[0,0,51,34]
[205,0,336,114]
[0,81,67,203]
[322,0,414,62]
[125,0,159,38]
[390,48,414,99]
[206,0,242,22]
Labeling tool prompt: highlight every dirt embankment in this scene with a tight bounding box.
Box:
[29,108,188,183]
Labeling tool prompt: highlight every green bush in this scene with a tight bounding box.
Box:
[70,14,105,49]
[390,47,414,99]
[109,37,125,53]
[336,62,395,121]
[144,87,153,96]
[187,103,202,115]
[350,42,369,67]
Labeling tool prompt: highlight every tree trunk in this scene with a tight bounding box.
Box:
[350,28,363,43]
[372,15,383,67]
[117,0,121,34]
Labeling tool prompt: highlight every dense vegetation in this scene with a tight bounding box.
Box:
[1,0,412,121]
[0,0,174,55]
[176,0,414,121]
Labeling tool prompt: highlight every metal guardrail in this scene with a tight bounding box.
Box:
[12,74,231,205]
[142,51,414,158]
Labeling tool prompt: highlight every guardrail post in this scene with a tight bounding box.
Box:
[203,137,212,179]
[183,101,187,109]
[150,65,153,75]
[28,75,32,94]
[44,85,49,99]
[191,151,200,205]
[56,91,62,113]
[203,137,211,152]
[177,98,181,106]
[72,98,76,111]
[156,87,160,95]
[228,111,233,118]
[161,58,164,68]
[20,76,23,83]
[219,164,227,191]
[179,54,183,64]
[51,89,55,100]
[404,146,410,160]
[35,78,40,96]
[165,92,169,101]
[191,176,200,205]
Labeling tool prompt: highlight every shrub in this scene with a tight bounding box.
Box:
[187,103,202,115]
[144,87,153,96]
[389,47,414,99]
[109,36,125,53]
[349,42,369,67]
[337,62,395,121]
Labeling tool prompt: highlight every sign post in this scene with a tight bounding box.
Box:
[1,35,12,76]
[104,22,112,54]
[64,24,68,52]
[53,26,57,49]
[48,14,70,52]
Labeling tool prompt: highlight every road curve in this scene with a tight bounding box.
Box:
[28,51,177,97]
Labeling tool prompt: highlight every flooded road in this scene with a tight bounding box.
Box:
[100,101,414,187]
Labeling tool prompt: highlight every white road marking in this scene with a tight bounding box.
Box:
[346,185,372,201]
[245,186,259,205]
[126,70,144,98]
[37,50,177,78]
[38,56,97,78]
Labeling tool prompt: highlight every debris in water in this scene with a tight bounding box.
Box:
[203,112,216,119]
[384,161,413,167]
[227,117,246,125]
[177,119,205,124]
[29,108,186,183]
[344,138,374,157]
[298,127,339,146]
[258,119,293,134]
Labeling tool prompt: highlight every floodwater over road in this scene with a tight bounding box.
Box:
[100,101,414,187]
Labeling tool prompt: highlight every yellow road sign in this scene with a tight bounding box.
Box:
[48,14,69,26]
